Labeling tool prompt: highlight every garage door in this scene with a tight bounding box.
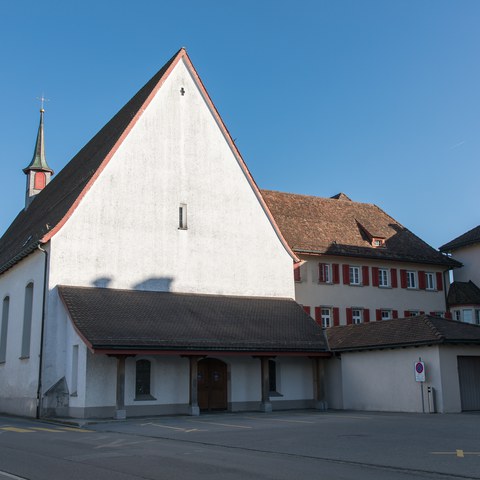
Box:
[458,356,480,411]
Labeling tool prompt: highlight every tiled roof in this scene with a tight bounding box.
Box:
[439,225,480,252]
[447,281,480,307]
[58,286,329,354]
[0,50,182,274]
[261,190,459,267]
[326,315,480,352]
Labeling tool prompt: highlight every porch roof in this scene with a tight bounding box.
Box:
[58,285,329,355]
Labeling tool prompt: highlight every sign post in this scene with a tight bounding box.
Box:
[415,358,426,413]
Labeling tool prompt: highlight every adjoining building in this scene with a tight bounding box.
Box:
[440,226,480,325]
[262,190,460,326]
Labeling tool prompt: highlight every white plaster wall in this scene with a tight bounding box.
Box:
[85,351,116,407]
[272,357,313,401]
[450,244,480,285]
[125,356,189,406]
[0,251,46,417]
[296,255,447,324]
[341,346,442,413]
[65,323,88,408]
[325,355,343,409]
[438,345,480,413]
[228,357,260,402]
[48,58,294,299]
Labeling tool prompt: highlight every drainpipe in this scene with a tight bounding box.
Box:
[36,244,49,419]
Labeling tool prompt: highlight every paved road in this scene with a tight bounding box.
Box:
[0,410,479,479]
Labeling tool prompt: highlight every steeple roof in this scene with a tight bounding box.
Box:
[23,108,53,174]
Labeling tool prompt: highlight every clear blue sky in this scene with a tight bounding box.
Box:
[2,0,479,249]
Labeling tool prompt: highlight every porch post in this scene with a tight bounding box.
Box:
[313,357,328,411]
[260,356,272,412]
[115,355,127,420]
[188,356,201,416]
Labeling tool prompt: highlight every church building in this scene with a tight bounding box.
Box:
[0,49,328,419]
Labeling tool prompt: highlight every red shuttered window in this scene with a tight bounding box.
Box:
[346,307,353,325]
[364,308,370,323]
[303,306,311,315]
[362,266,370,286]
[294,264,301,282]
[376,309,382,321]
[392,310,398,319]
[332,264,340,284]
[343,264,350,285]
[400,269,407,289]
[333,307,340,326]
[391,268,398,288]
[372,267,379,287]
[418,271,426,290]
[436,272,443,291]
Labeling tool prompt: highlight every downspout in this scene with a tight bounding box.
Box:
[36,244,49,419]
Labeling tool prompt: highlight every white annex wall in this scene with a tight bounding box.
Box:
[0,251,46,416]
[340,346,443,413]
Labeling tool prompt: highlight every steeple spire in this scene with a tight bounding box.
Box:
[23,104,54,208]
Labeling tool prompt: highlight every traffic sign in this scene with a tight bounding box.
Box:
[415,361,425,382]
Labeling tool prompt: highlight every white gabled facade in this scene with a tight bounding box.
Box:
[0,50,321,419]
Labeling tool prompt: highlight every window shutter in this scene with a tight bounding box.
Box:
[362,266,369,286]
[418,271,426,290]
[400,269,407,289]
[391,268,398,288]
[376,309,382,321]
[372,267,379,287]
[404,310,410,317]
[392,310,398,318]
[318,263,323,282]
[294,264,301,282]
[436,272,443,291]
[333,307,340,326]
[363,308,370,323]
[314,306,321,325]
[420,311,425,315]
[346,307,353,325]
[332,264,340,284]
[343,264,350,285]
[445,311,452,319]
[429,311,436,316]
[303,306,311,315]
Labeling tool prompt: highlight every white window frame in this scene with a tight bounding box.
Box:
[454,310,461,321]
[352,308,363,324]
[425,272,435,290]
[381,309,392,320]
[475,309,480,325]
[319,263,331,284]
[378,268,389,288]
[349,266,361,285]
[406,271,417,289]
[409,310,420,316]
[463,309,474,324]
[321,308,331,328]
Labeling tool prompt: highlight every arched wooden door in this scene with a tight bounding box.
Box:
[197,358,228,411]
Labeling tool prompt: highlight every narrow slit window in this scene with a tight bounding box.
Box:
[0,296,9,363]
[179,203,187,230]
[71,345,79,396]
[21,283,34,358]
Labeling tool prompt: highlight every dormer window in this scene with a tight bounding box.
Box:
[372,238,385,247]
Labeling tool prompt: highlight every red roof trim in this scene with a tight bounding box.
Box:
[41,49,186,244]
[39,49,297,261]
[91,348,330,357]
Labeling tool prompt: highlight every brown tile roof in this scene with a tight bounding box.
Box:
[261,190,459,267]
[326,315,480,352]
[0,50,182,275]
[58,286,329,354]
[439,225,480,252]
[447,281,480,307]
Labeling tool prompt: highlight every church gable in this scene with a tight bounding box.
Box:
[45,51,294,297]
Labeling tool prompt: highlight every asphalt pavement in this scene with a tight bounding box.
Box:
[0,410,479,479]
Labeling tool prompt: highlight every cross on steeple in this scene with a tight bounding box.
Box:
[36,94,49,112]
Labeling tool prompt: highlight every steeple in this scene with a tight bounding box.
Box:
[23,105,54,208]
